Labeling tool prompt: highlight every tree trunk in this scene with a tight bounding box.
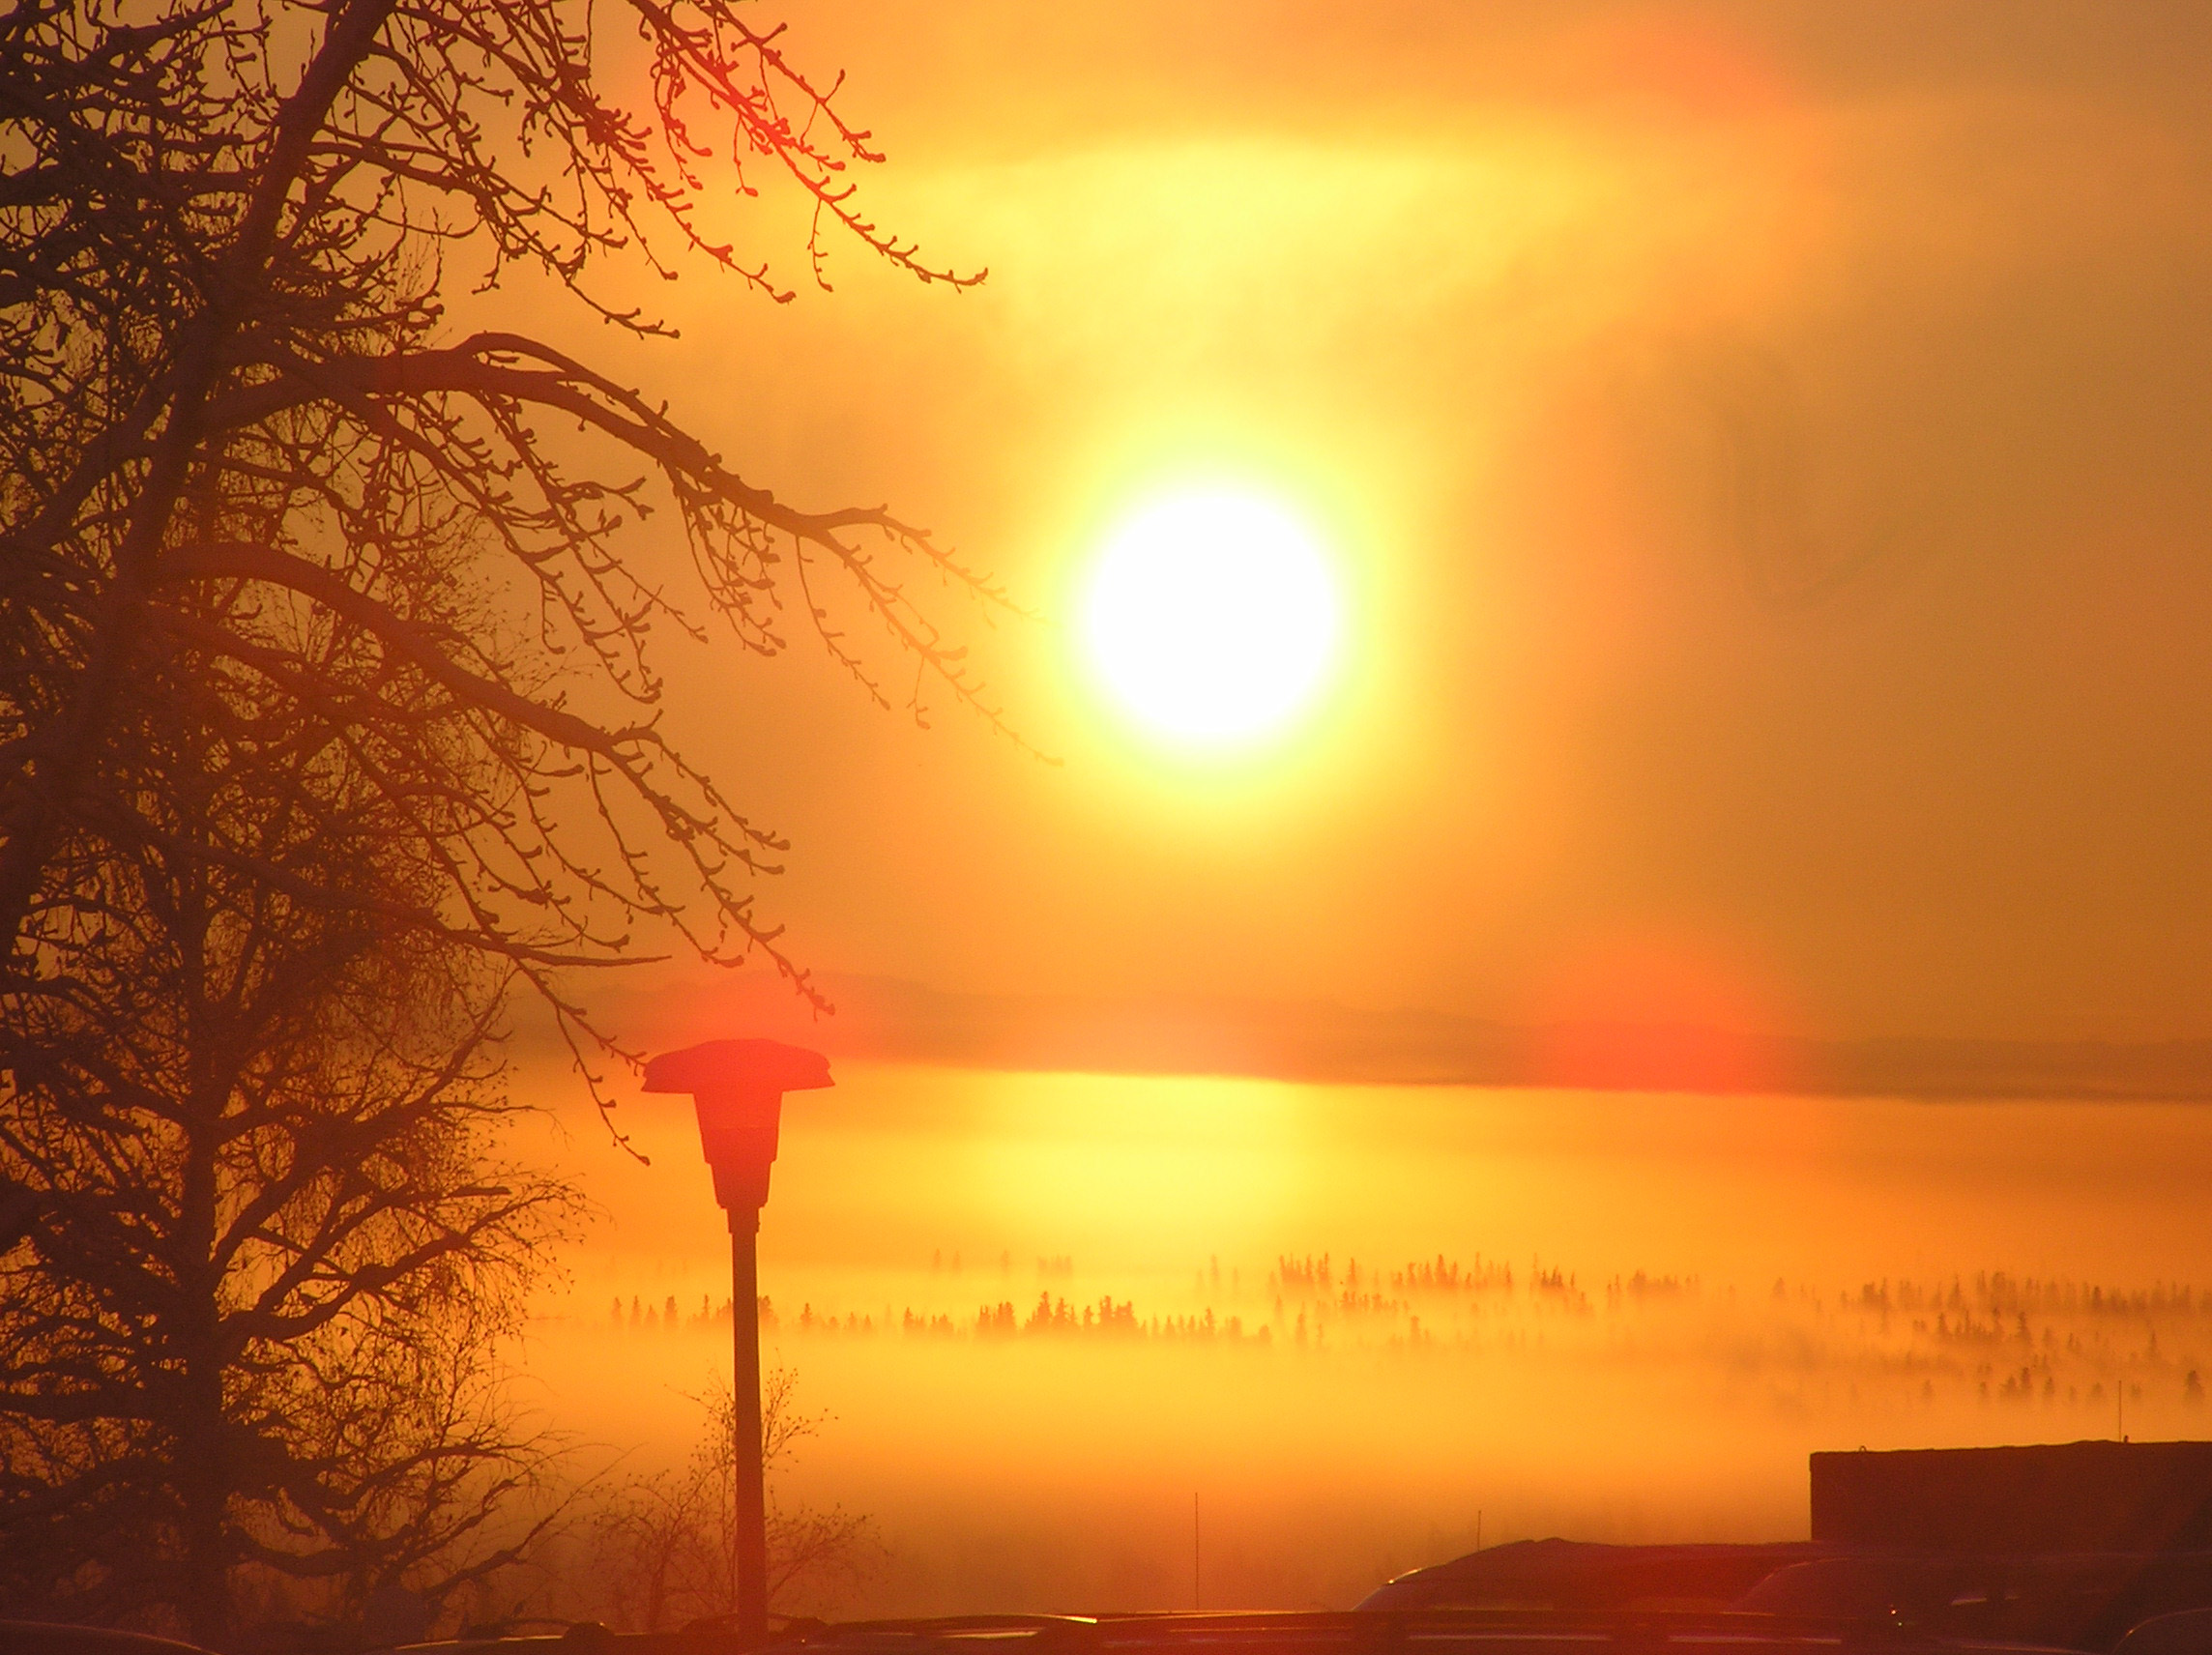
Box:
[177,880,230,1646]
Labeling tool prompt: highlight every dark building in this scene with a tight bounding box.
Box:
[1812,1441,2212,1553]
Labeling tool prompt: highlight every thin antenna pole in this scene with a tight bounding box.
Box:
[1193,1491,1201,1611]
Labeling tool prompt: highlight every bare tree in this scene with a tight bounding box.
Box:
[584,1368,882,1630]
[0,0,995,1638]
[0,0,1007,1096]
[0,622,581,1638]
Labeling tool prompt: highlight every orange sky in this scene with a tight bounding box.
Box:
[520,2,2212,1050]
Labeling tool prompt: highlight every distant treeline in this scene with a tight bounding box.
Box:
[584,1252,2212,1410]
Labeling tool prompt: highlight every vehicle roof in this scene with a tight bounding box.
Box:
[376,1608,2084,1655]
[1356,1540,1855,1612]
[0,1623,212,1655]
[1358,1540,2212,1619]
[771,1608,2079,1649]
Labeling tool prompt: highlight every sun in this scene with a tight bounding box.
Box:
[1079,486,1343,746]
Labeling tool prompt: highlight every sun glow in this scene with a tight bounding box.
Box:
[1079,487,1343,746]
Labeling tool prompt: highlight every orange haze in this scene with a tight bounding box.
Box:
[478,1,2212,1620]
[489,0,2212,1051]
[516,1060,2212,1614]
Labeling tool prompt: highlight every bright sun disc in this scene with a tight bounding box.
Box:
[1080,487,1342,745]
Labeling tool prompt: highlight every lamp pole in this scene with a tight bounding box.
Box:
[643,1038,833,1644]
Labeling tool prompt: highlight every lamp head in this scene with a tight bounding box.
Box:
[642,1038,833,1223]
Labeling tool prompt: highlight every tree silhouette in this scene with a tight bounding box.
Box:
[0,648,579,1636]
[0,0,1003,1079]
[0,0,992,1637]
[584,1370,880,1629]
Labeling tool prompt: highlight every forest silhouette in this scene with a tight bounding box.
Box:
[0,0,990,1640]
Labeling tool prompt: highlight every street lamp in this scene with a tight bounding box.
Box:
[642,1037,833,1642]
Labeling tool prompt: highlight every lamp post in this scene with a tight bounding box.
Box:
[642,1037,833,1643]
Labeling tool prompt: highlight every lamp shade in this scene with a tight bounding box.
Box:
[642,1038,833,1214]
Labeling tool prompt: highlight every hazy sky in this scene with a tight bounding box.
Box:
[544,2,2212,1047]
